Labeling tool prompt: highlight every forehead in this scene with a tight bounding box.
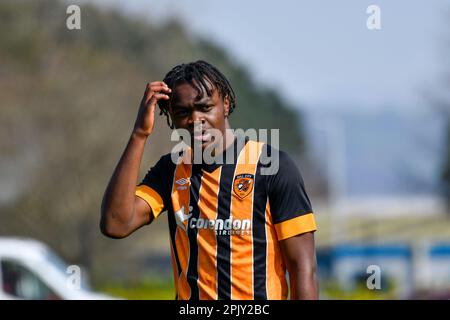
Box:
[172,81,218,106]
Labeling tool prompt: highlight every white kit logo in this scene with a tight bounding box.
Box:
[175,178,189,190]
[175,206,192,231]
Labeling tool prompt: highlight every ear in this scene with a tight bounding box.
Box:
[224,95,230,117]
[167,102,176,129]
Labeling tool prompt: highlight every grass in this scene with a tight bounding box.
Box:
[98,277,175,300]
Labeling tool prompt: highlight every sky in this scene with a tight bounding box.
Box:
[84,0,450,113]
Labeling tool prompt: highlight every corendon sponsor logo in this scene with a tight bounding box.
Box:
[189,216,252,236]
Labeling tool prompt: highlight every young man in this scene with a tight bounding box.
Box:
[100,60,318,300]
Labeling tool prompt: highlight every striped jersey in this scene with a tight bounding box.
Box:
[135,138,317,300]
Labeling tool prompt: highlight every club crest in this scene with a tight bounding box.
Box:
[233,174,254,200]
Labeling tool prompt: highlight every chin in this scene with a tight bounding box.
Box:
[191,139,216,151]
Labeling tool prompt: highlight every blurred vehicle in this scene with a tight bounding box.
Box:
[0,237,114,300]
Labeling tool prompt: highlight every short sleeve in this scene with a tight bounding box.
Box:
[135,155,172,220]
[266,149,317,240]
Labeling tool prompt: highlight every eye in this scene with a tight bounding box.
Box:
[202,104,213,112]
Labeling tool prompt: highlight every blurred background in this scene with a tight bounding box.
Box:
[0,0,449,299]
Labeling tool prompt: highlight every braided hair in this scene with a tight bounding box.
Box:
[158,60,236,129]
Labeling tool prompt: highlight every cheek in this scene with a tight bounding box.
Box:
[207,109,224,125]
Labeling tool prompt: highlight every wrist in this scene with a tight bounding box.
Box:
[131,130,150,141]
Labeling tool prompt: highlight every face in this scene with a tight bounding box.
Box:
[169,81,230,150]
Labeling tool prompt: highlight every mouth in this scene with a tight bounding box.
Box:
[193,130,212,143]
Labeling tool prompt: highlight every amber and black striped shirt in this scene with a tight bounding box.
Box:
[135,138,317,300]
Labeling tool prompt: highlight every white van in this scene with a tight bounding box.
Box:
[0,237,115,300]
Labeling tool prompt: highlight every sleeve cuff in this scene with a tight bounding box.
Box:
[135,185,165,219]
[274,213,317,240]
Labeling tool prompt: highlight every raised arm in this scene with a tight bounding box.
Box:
[100,82,171,238]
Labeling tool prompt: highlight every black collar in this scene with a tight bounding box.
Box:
[197,135,249,173]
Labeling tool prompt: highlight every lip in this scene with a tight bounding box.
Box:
[193,131,212,142]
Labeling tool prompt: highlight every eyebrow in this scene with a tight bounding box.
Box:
[193,99,214,106]
[172,97,214,110]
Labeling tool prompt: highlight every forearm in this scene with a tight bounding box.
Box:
[289,267,319,300]
[100,132,148,235]
[280,232,319,300]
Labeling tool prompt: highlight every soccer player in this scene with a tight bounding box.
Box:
[100,60,318,300]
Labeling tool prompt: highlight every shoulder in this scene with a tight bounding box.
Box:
[158,148,187,165]
[259,144,300,176]
[148,152,178,173]
[160,152,175,164]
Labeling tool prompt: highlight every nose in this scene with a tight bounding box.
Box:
[188,111,205,126]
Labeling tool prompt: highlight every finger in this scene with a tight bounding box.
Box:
[149,84,171,94]
[147,93,170,107]
[146,86,170,105]
[141,83,153,105]
[149,81,168,88]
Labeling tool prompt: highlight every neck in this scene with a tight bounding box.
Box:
[221,126,235,154]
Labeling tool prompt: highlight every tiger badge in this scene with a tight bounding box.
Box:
[233,174,254,200]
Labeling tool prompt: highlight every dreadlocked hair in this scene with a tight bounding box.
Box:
[158,60,236,129]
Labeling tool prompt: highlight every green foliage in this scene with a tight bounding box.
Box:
[98,278,175,300]
[321,278,398,300]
